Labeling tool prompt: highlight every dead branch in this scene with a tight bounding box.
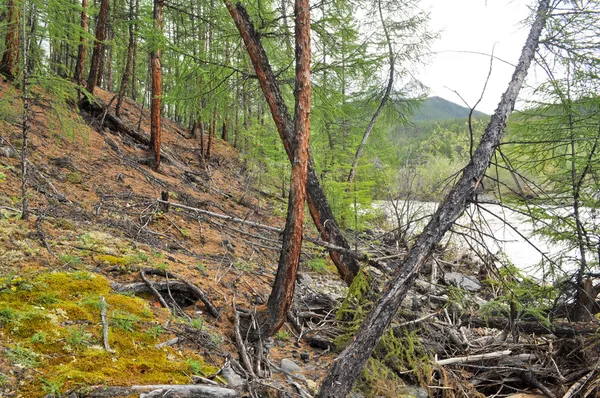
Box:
[99,296,114,353]
[142,268,220,318]
[233,300,256,378]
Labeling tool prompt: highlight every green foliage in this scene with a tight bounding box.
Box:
[59,254,83,267]
[6,344,40,368]
[110,310,140,333]
[481,264,557,325]
[274,330,290,341]
[66,172,84,185]
[189,317,204,330]
[186,359,203,375]
[145,325,165,339]
[305,258,327,273]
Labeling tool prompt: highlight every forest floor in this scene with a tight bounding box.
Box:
[0,79,599,398]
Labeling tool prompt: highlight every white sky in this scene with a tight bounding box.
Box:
[418,0,536,114]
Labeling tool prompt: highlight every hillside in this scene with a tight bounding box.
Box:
[411,96,488,121]
[0,80,344,397]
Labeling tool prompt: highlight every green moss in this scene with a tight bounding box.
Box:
[66,172,84,185]
[0,271,219,396]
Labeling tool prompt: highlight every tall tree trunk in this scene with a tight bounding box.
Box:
[346,0,393,187]
[263,0,311,337]
[20,1,30,220]
[0,0,21,80]
[223,0,360,286]
[317,1,551,396]
[207,108,216,160]
[150,0,163,169]
[87,0,109,93]
[130,0,139,101]
[116,0,135,116]
[74,0,88,84]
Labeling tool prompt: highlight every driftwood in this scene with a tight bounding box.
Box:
[86,384,238,398]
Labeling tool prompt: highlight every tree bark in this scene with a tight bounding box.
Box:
[223,0,360,286]
[130,0,139,101]
[346,0,393,187]
[74,0,88,84]
[115,0,135,116]
[150,0,163,170]
[262,0,311,337]
[317,1,551,396]
[86,0,109,93]
[0,0,21,80]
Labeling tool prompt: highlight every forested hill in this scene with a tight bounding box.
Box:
[412,96,488,121]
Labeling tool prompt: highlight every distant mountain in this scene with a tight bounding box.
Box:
[411,96,488,122]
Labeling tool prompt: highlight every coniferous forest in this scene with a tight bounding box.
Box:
[0,0,599,396]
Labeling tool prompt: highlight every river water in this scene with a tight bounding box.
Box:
[377,200,582,277]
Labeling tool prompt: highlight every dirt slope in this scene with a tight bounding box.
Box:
[0,80,334,397]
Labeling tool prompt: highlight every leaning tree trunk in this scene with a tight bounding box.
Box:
[346,0,394,187]
[0,0,21,80]
[223,0,360,286]
[317,1,551,396]
[74,0,88,84]
[262,0,311,337]
[86,0,109,93]
[150,0,163,170]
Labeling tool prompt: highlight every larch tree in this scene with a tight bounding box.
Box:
[87,0,109,93]
[261,0,311,336]
[150,0,163,169]
[317,0,551,396]
[115,0,135,116]
[74,0,89,84]
[224,0,361,287]
[0,0,21,80]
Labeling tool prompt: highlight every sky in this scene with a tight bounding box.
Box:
[417,0,536,114]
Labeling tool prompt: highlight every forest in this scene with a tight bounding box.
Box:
[0,0,599,396]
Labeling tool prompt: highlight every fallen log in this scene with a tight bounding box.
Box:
[86,384,238,398]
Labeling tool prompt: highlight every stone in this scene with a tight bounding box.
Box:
[221,365,244,387]
[443,272,482,292]
[280,358,302,373]
[300,352,310,363]
[0,146,17,158]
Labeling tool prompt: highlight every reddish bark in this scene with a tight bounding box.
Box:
[74,0,89,84]
[150,0,163,169]
[223,0,360,286]
[86,0,109,93]
[263,0,311,336]
[115,0,135,116]
[0,0,21,80]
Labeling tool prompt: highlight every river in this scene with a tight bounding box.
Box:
[377,200,586,278]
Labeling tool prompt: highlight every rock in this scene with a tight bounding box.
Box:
[297,272,313,286]
[280,358,302,373]
[221,365,244,387]
[0,146,17,158]
[349,392,366,398]
[399,385,428,398]
[443,272,482,292]
[300,352,310,363]
[414,279,446,295]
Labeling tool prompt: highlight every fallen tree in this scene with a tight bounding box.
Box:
[317,1,552,396]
